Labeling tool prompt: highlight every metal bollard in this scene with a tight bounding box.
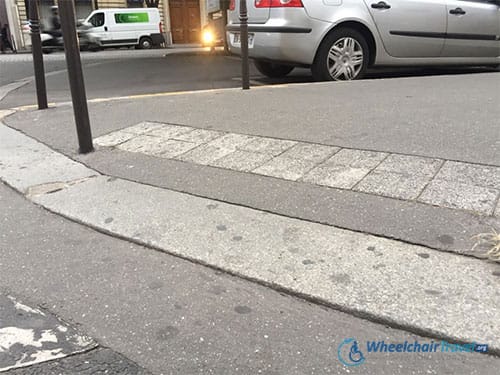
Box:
[239,0,250,90]
[29,0,48,110]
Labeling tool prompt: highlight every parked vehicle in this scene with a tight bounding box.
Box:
[226,0,500,81]
[83,8,164,49]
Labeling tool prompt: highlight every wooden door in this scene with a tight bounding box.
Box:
[169,0,201,44]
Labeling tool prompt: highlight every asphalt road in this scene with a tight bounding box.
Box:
[0,48,497,109]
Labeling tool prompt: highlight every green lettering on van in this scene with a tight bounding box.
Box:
[114,13,149,24]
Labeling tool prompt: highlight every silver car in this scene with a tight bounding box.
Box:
[226,0,500,80]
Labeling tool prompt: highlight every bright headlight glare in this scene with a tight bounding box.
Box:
[202,30,215,44]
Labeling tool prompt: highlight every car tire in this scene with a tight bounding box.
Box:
[312,28,369,81]
[139,37,153,50]
[254,60,294,78]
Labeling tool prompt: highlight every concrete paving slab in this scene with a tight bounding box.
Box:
[322,149,388,169]
[355,156,442,200]
[238,137,297,156]
[302,165,371,189]
[120,121,164,135]
[419,180,499,216]
[376,154,443,176]
[0,123,97,193]
[206,133,257,150]
[144,124,193,139]
[94,130,136,147]
[280,142,340,163]
[434,161,500,190]
[211,150,273,172]
[176,144,234,165]
[253,156,317,181]
[31,176,500,352]
[0,295,95,372]
[172,128,225,144]
[118,136,197,158]
[355,171,435,200]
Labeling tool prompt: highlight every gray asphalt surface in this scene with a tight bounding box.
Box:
[0,56,68,86]
[1,182,499,374]
[0,49,496,109]
[0,51,258,109]
[5,348,151,375]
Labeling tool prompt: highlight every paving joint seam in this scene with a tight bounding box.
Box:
[349,152,392,191]
[414,159,447,202]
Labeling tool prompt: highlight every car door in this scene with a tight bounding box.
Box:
[442,0,500,57]
[363,0,447,57]
[86,12,112,45]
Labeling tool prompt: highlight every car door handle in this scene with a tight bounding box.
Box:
[104,26,108,31]
[371,1,391,9]
[449,7,466,15]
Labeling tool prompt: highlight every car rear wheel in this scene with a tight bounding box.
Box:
[254,60,294,78]
[312,28,369,81]
[139,37,153,50]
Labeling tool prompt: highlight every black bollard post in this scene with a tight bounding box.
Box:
[29,0,48,109]
[58,0,94,154]
[239,0,250,90]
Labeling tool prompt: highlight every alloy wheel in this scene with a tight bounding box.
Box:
[326,37,364,81]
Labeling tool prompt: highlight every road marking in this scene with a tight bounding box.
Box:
[0,80,31,102]
[0,295,96,372]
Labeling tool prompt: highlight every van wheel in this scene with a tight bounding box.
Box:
[139,37,153,49]
[254,60,294,78]
[312,28,369,81]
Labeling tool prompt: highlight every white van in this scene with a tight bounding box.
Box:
[84,8,164,49]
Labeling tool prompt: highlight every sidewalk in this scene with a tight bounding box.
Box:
[0,72,499,372]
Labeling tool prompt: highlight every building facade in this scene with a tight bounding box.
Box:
[5,0,215,50]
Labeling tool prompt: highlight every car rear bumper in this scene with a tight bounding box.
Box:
[226,9,330,66]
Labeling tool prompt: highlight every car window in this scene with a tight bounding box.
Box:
[88,13,105,27]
